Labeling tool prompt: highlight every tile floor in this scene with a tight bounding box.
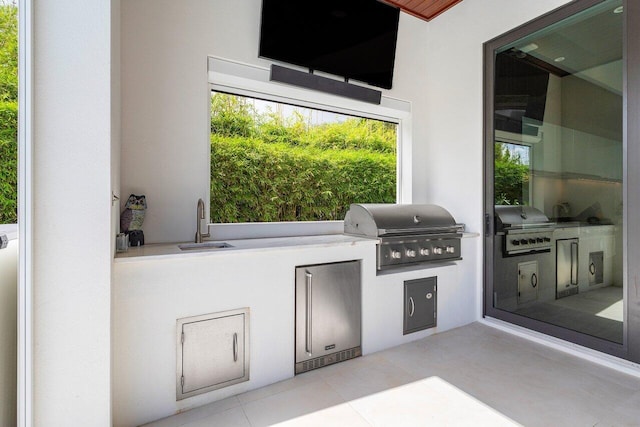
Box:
[145,323,640,427]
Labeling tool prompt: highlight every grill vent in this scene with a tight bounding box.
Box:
[296,347,362,374]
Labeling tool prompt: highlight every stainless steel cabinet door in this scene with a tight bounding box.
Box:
[295,261,361,364]
[177,308,249,400]
[517,261,538,304]
[403,277,437,335]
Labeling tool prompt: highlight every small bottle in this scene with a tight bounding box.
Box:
[116,233,129,253]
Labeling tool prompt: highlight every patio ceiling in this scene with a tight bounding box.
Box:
[383,0,463,21]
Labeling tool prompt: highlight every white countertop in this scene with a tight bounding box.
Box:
[0,224,17,241]
[114,231,480,263]
[114,234,378,262]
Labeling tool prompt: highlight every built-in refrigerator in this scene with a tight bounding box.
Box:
[295,260,361,374]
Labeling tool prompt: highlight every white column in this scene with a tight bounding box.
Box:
[32,0,113,424]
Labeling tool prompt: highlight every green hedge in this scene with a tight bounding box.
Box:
[0,101,17,224]
[210,135,396,222]
[494,142,529,205]
[0,4,18,224]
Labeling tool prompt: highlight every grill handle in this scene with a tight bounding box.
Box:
[381,225,464,236]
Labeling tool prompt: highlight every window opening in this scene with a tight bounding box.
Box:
[209,91,398,223]
[494,141,531,206]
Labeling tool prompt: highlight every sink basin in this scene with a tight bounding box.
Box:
[178,242,234,251]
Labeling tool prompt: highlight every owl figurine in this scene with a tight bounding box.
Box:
[120,194,147,246]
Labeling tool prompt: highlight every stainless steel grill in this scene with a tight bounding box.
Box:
[494,205,555,255]
[344,204,464,270]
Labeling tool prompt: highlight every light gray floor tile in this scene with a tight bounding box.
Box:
[271,403,371,427]
[242,379,346,427]
[603,389,640,426]
[323,353,420,401]
[236,372,320,405]
[142,396,241,427]
[348,376,521,426]
[181,407,250,427]
[142,322,640,427]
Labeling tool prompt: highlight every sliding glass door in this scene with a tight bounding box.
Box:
[485,0,640,361]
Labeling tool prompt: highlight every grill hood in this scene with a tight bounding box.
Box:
[495,205,552,230]
[344,203,462,237]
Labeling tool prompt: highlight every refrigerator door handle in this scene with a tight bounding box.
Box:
[570,241,578,286]
[305,271,313,356]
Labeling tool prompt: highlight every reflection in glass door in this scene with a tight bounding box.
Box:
[485,0,626,353]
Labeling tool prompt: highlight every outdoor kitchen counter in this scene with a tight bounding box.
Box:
[112,231,479,427]
[114,234,377,262]
[114,232,479,262]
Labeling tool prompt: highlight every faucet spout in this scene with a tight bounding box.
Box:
[195,198,210,243]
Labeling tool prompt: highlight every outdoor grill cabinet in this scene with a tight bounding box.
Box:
[403,277,437,335]
[176,308,249,400]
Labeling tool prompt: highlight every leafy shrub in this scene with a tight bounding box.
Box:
[210,93,258,138]
[210,135,396,222]
[0,101,17,223]
[209,92,397,223]
[0,4,17,224]
[494,143,529,205]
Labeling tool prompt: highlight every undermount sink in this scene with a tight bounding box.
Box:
[178,241,234,251]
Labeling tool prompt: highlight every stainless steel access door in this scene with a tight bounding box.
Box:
[557,238,579,299]
[295,260,361,370]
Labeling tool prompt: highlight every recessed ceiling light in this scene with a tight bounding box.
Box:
[520,43,539,53]
[614,6,623,14]
[554,56,566,63]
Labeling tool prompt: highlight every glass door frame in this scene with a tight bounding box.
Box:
[483,0,640,362]
[17,0,33,425]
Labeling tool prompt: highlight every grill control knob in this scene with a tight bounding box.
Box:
[420,248,430,256]
[446,246,455,254]
[433,247,443,255]
[511,239,520,246]
[536,238,544,243]
[391,250,402,259]
[406,249,416,258]
[528,238,536,244]
[543,237,551,242]
[520,239,528,245]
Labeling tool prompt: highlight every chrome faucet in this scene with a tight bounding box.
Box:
[195,198,210,243]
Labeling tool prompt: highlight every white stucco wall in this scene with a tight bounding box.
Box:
[420,0,572,318]
[112,0,122,254]
[120,0,430,245]
[32,1,113,425]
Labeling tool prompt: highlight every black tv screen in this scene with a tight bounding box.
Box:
[259,0,400,90]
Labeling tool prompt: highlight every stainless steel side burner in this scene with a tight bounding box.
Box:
[344,204,464,271]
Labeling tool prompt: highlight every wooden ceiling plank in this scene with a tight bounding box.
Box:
[383,0,462,22]
[418,0,461,16]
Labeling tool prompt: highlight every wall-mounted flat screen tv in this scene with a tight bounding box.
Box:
[259,0,400,90]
